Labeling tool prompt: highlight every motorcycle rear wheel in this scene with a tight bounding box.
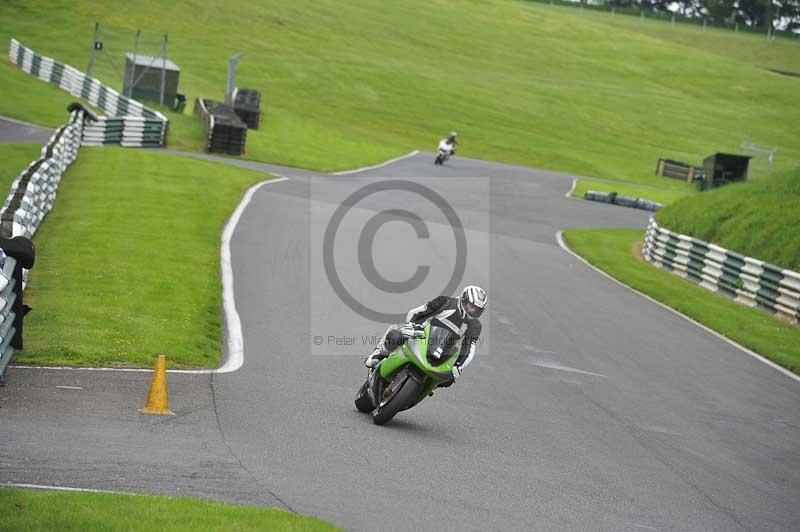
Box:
[372,376,425,425]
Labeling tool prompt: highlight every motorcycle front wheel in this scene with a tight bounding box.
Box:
[372,376,425,425]
[354,379,374,413]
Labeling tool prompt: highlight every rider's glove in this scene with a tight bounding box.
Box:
[400,322,425,339]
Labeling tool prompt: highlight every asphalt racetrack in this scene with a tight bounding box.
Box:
[2,151,799,532]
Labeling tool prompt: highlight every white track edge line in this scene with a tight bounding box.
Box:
[3,482,135,495]
[555,230,800,384]
[330,150,419,175]
[9,176,290,375]
[216,176,289,373]
[565,178,577,198]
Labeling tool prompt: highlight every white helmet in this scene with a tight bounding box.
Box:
[449,131,458,141]
[458,285,487,319]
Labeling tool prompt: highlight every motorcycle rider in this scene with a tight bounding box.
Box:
[364,285,487,384]
[441,131,458,156]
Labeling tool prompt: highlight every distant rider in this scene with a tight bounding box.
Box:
[441,131,458,156]
[364,285,487,385]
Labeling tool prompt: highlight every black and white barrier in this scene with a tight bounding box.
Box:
[643,218,800,325]
[0,110,83,238]
[9,38,168,147]
[0,237,36,376]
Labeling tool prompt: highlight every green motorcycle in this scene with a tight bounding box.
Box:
[355,323,459,425]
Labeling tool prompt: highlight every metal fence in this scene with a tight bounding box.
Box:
[643,218,800,325]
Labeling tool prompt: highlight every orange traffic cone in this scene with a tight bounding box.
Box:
[139,355,174,415]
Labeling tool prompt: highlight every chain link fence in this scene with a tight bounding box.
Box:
[86,23,170,104]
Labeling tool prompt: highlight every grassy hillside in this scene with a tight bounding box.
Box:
[655,168,800,271]
[1,0,798,178]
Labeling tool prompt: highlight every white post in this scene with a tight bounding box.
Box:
[159,34,168,107]
[227,53,243,104]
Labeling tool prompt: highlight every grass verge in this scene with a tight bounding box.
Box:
[562,228,800,374]
[655,167,800,271]
[571,178,694,206]
[16,147,270,368]
[0,143,43,191]
[0,488,338,532]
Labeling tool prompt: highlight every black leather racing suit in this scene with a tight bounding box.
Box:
[381,296,481,371]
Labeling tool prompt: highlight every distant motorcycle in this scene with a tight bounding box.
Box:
[434,139,455,165]
[355,323,459,425]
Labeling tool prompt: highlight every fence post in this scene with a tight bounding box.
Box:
[87,22,99,77]
[126,30,141,98]
[159,34,168,107]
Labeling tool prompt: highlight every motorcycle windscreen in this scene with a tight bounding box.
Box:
[426,325,460,365]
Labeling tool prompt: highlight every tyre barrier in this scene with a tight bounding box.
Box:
[194,98,247,155]
[229,88,261,129]
[8,38,168,147]
[643,218,800,325]
[0,109,84,239]
[584,190,662,212]
[0,256,20,376]
[0,106,85,376]
[82,116,167,148]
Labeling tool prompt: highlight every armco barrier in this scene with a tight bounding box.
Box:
[643,218,800,325]
[9,38,167,147]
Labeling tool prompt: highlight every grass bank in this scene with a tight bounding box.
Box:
[0,143,43,190]
[571,177,694,206]
[0,488,338,531]
[1,0,798,178]
[562,228,800,374]
[16,148,269,368]
[655,168,800,271]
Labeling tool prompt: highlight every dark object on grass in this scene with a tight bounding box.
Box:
[194,98,247,155]
[228,88,261,129]
[702,153,750,189]
[67,102,99,122]
[584,191,662,212]
[0,236,36,350]
[173,93,187,113]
